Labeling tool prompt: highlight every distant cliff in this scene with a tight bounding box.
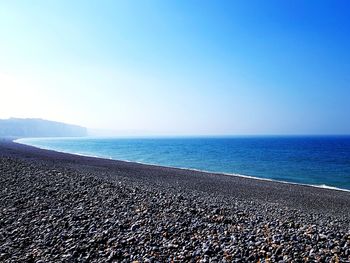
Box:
[0,118,87,138]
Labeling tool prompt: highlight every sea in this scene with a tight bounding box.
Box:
[16,136,350,191]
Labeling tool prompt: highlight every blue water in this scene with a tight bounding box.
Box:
[16,136,350,190]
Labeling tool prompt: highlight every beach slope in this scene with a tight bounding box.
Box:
[1,139,349,262]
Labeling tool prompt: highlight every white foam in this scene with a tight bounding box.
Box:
[14,139,105,159]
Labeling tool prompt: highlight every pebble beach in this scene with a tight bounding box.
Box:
[1,139,350,262]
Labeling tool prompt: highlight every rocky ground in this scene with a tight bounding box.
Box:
[0,140,350,262]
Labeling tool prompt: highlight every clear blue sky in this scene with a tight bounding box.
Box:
[1,0,349,135]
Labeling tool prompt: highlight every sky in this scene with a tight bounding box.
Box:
[0,0,349,135]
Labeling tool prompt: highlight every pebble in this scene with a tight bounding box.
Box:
[0,152,349,262]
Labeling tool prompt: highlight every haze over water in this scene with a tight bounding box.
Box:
[17,136,350,190]
[1,1,350,136]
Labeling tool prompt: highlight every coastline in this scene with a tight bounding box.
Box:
[14,137,350,193]
[1,138,350,261]
[2,137,350,216]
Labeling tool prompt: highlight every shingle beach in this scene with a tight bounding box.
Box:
[1,139,350,262]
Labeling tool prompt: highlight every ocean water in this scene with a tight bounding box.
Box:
[16,136,350,191]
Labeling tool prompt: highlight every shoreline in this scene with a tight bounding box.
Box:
[1,137,350,262]
[14,137,350,193]
[2,137,350,217]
